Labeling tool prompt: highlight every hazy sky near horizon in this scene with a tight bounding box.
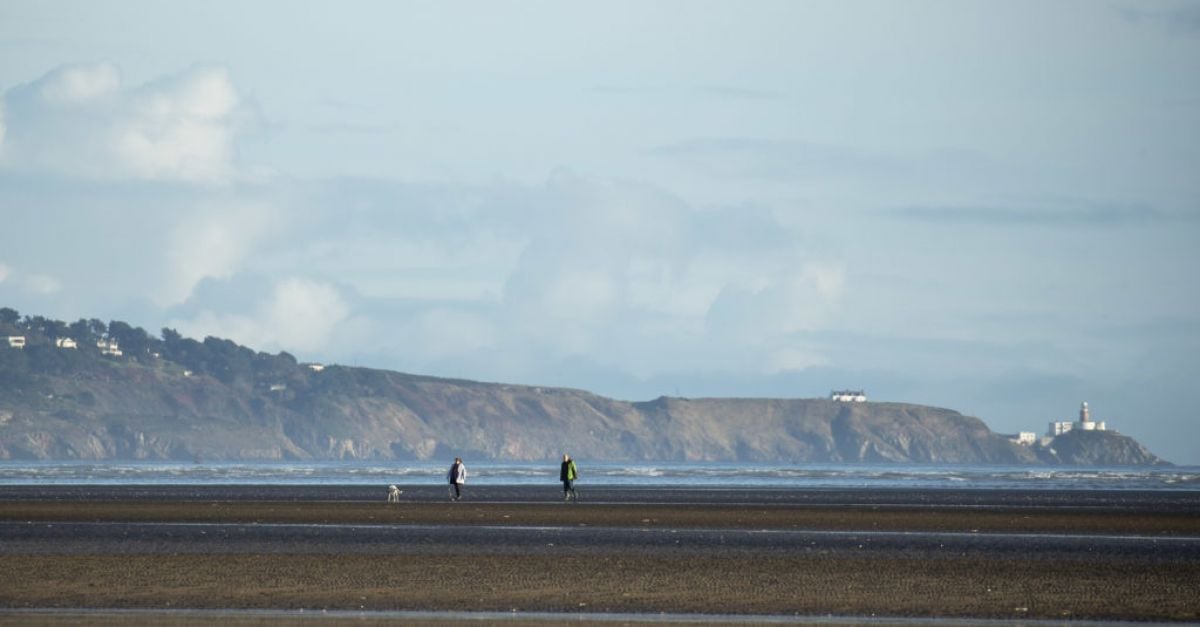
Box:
[2,2,1198,463]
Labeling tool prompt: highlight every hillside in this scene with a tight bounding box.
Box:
[1037,429,1165,466]
[0,309,1170,465]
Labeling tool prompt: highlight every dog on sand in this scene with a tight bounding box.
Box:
[387,485,403,503]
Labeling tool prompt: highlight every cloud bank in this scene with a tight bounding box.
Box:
[127,170,846,379]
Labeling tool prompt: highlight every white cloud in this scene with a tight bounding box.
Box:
[704,258,846,345]
[171,277,349,354]
[485,172,848,369]
[159,204,278,307]
[0,263,9,284]
[260,278,350,352]
[800,263,845,303]
[37,63,120,105]
[0,64,241,183]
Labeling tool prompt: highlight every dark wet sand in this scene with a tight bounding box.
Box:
[2,486,1199,623]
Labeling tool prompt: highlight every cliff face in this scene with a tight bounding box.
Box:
[0,358,1168,465]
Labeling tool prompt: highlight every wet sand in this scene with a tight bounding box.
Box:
[2,486,1199,623]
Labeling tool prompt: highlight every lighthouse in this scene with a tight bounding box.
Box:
[1046,401,1107,439]
[1077,401,1104,431]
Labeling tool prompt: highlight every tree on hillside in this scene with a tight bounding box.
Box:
[0,344,33,389]
[161,327,182,346]
[26,343,91,376]
[0,307,19,326]
[163,335,210,373]
[21,315,50,341]
[43,318,69,340]
[202,336,255,386]
[69,319,101,346]
[108,321,157,358]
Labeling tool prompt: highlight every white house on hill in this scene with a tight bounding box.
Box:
[1010,431,1038,445]
[830,390,867,402]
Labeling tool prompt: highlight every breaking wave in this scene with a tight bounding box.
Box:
[1,461,1196,491]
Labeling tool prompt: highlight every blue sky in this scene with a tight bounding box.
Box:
[1,1,1198,463]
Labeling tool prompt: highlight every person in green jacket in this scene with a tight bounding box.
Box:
[559,454,578,501]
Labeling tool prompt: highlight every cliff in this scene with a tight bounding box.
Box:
[0,346,1169,465]
[0,311,1171,464]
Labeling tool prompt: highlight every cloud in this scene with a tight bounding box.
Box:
[260,278,351,352]
[165,172,843,379]
[885,202,1164,227]
[159,204,279,306]
[705,262,844,343]
[484,171,846,370]
[588,84,784,101]
[25,274,62,295]
[650,137,897,182]
[694,85,784,101]
[3,166,845,393]
[0,263,62,295]
[764,345,828,374]
[170,277,349,354]
[36,63,121,104]
[0,63,242,183]
[1119,4,1200,37]
[408,308,497,359]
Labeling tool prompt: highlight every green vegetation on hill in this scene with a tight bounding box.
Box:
[1,307,303,394]
[0,307,1171,465]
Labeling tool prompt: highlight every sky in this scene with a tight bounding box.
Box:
[1,1,1198,463]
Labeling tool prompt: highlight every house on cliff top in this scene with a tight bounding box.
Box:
[830,390,867,402]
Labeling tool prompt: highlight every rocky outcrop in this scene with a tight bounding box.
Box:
[1035,430,1170,466]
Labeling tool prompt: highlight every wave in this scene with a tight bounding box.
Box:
[1,461,1196,490]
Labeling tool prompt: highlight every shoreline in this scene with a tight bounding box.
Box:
[3,482,1199,506]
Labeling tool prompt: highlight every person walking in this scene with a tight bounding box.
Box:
[560,454,578,501]
[447,457,466,501]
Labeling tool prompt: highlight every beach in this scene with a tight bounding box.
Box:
[2,485,1198,623]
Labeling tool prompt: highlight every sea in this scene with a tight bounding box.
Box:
[1,460,1197,492]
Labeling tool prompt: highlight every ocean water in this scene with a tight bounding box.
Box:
[1,460,1197,491]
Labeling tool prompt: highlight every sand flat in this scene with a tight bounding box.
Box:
[2,487,1198,622]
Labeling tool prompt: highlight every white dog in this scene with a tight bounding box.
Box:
[387,485,403,503]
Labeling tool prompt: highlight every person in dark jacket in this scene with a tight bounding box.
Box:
[559,454,578,501]
[447,457,466,501]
